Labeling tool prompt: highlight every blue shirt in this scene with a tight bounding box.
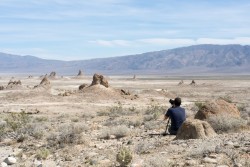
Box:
[165,106,186,132]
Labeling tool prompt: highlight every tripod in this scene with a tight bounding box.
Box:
[162,118,170,136]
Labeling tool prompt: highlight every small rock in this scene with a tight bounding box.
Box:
[225,141,234,146]
[110,135,116,139]
[209,153,217,158]
[202,157,217,164]
[4,156,17,165]
[131,159,144,167]
[99,159,111,166]
[33,159,42,167]
[185,160,198,166]
[1,162,8,167]
[234,163,242,167]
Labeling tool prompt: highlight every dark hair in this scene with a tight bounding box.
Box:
[169,99,174,105]
[174,97,181,106]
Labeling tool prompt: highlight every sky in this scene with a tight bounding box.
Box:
[0,0,250,60]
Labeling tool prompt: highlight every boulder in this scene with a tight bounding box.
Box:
[4,156,17,165]
[79,83,88,90]
[175,119,216,140]
[0,86,4,90]
[194,99,240,120]
[90,73,109,88]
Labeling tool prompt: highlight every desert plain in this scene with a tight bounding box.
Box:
[0,74,249,167]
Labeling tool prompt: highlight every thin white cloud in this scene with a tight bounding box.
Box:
[90,37,250,47]
[89,40,131,47]
[197,37,250,45]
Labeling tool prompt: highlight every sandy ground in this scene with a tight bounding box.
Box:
[0,75,249,167]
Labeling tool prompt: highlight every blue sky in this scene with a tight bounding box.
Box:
[0,0,250,60]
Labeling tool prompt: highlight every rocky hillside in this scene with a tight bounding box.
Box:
[0,44,250,75]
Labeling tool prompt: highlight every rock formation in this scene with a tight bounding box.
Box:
[190,80,196,86]
[34,76,51,89]
[6,80,22,89]
[178,80,184,85]
[77,70,83,76]
[90,73,109,88]
[175,119,217,140]
[40,76,50,85]
[79,83,88,90]
[133,75,136,80]
[194,99,240,120]
[49,71,56,79]
[8,80,21,86]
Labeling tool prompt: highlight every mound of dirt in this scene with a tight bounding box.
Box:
[34,76,51,89]
[175,119,216,140]
[81,84,122,99]
[90,73,109,88]
[194,99,240,120]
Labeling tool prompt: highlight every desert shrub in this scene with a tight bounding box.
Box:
[24,123,45,139]
[103,118,128,127]
[144,155,175,167]
[187,140,217,157]
[219,96,233,103]
[47,123,87,148]
[143,115,155,122]
[36,148,50,160]
[35,116,48,122]
[144,104,166,120]
[97,110,109,116]
[194,102,205,110]
[82,112,96,119]
[237,104,250,119]
[207,115,247,133]
[135,141,159,155]
[128,119,142,127]
[144,121,164,130]
[99,125,129,139]
[98,103,138,117]
[71,117,79,122]
[4,112,30,132]
[116,147,132,167]
[0,122,6,141]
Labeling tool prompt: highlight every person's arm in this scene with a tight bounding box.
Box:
[164,109,170,120]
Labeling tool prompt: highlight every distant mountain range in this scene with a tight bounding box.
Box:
[0,44,250,75]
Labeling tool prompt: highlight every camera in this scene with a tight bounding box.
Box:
[169,99,174,105]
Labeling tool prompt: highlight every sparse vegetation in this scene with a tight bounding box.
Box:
[116,147,132,167]
[144,155,175,167]
[36,148,50,160]
[207,115,248,133]
[194,102,205,110]
[4,112,30,132]
[144,103,166,119]
[219,95,233,103]
[99,125,129,139]
[47,123,87,148]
